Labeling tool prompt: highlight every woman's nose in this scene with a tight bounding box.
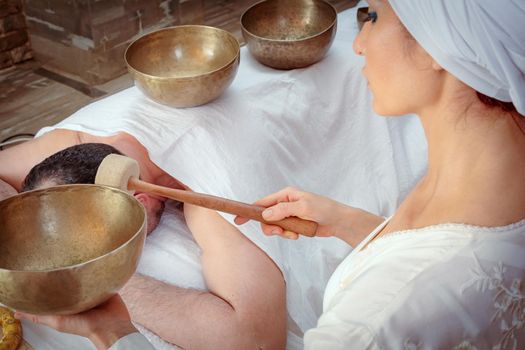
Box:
[353,23,368,56]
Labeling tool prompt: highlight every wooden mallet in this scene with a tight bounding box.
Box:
[95,154,318,237]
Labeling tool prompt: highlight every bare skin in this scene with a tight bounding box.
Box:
[123,205,287,349]
[1,129,287,349]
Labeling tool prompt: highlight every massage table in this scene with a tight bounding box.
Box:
[21,3,428,349]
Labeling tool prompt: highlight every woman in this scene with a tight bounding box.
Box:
[238,1,525,348]
[16,0,525,348]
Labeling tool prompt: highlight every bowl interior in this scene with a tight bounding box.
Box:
[0,185,145,272]
[242,0,336,41]
[126,26,239,78]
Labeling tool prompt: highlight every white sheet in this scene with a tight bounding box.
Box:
[26,3,428,349]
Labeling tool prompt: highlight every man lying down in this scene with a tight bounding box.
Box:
[3,131,408,350]
[0,129,289,349]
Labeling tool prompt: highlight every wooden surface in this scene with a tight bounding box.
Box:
[0,60,132,142]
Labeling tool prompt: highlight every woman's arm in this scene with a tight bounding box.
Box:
[337,206,386,247]
[235,187,385,247]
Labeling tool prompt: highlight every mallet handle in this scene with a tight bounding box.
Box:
[129,178,318,237]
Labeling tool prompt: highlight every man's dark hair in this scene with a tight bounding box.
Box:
[22,143,122,192]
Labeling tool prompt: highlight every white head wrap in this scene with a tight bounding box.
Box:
[388,0,525,116]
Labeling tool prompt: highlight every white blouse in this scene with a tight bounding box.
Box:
[305,218,525,349]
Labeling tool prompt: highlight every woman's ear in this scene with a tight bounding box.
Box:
[134,192,151,208]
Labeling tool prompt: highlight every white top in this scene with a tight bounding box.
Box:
[304,218,525,349]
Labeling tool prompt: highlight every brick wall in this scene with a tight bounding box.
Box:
[26,0,354,86]
[0,0,32,70]
[25,0,270,85]
[26,0,181,85]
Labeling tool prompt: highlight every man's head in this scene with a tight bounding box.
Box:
[22,143,164,234]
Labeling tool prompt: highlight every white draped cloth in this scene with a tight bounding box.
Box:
[389,0,525,116]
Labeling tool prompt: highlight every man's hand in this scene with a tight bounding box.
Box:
[235,187,385,246]
[15,295,137,350]
[0,178,17,201]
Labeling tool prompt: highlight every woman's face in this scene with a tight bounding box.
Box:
[353,0,442,116]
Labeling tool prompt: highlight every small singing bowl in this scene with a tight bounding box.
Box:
[241,0,337,70]
[125,25,240,108]
[0,185,146,315]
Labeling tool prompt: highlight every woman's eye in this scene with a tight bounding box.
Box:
[365,11,378,23]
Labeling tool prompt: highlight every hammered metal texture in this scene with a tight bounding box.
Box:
[0,185,146,315]
[241,0,337,69]
[125,25,240,108]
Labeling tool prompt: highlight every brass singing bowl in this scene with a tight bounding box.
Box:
[125,25,240,108]
[241,0,337,69]
[0,185,146,315]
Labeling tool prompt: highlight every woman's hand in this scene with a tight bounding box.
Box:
[15,295,137,350]
[235,187,385,246]
[234,187,352,240]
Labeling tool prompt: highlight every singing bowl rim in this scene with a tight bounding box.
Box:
[240,0,337,43]
[124,25,241,81]
[0,184,147,274]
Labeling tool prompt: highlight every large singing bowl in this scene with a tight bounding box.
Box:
[125,25,240,108]
[241,0,337,69]
[0,185,147,315]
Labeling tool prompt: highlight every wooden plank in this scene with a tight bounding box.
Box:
[0,61,91,141]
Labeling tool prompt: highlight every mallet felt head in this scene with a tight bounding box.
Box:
[95,154,140,195]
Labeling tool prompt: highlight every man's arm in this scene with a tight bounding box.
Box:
[121,205,287,349]
[2,128,286,347]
